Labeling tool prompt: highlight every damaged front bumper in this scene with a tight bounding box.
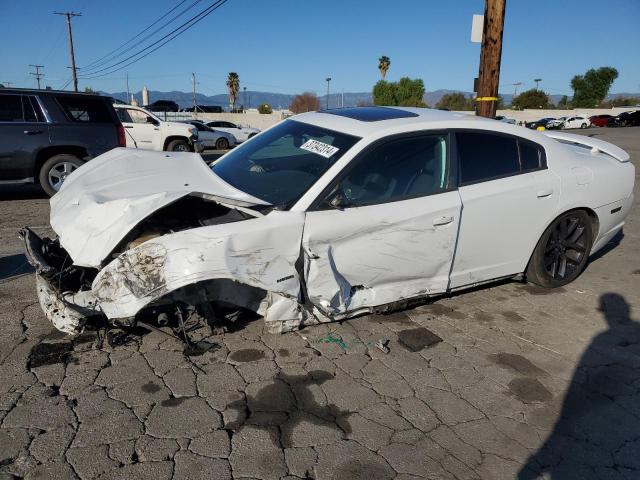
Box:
[20,227,101,335]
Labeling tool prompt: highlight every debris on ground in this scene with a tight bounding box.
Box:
[374,339,390,354]
[397,327,443,352]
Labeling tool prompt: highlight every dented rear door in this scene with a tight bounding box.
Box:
[301,132,461,317]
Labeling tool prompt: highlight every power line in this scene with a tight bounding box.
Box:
[79,0,227,80]
[29,65,44,89]
[80,0,199,72]
[54,12,81,91]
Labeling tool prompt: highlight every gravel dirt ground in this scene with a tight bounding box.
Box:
[0,128,638,480]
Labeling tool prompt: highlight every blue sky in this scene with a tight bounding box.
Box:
[1,0,639,96]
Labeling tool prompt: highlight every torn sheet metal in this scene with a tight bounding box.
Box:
[92,211,305,321]
[35,275,99,335]
[301,191,461,316]
[50,148,269,268]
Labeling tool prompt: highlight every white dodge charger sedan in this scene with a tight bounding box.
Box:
[21,107,634,336]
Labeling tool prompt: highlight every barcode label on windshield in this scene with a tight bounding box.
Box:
[299,139,339,158]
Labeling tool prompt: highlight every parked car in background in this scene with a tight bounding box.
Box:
[21,107,634,337]
[181,121,236,150]
[206,120,260,143]
[181,105,224,113]
[608,110,640,127]
[545,117,564,130]
[526,118,555,129]
[114,104,204,153]
[561,116,591,129]
[145,100,179,112]
[494,115,516,124]
[589,114,614,127]
[0,88,124,196]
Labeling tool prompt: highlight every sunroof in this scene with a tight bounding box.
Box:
[321,107,419,122]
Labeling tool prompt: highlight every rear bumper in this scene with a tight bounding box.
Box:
[192,139,205,153]
[19,227,100,335]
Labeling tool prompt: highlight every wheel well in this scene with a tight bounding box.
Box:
[525,207,599,273]
[34,146,88,178]
[163,136,189,151]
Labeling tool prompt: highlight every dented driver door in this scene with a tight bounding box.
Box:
[301,132,461,317]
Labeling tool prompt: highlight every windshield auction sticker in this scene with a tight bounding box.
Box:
[299,139,339,158]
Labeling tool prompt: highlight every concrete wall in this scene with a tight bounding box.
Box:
[169,106,637,131]
[456,107,637,123]
[190,111,290,131]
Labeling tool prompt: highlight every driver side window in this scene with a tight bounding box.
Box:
[331,134,450,208]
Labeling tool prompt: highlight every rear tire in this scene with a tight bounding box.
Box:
[39,154,83,197]
[526,210,593,288]
[167,139,191,152]
[216,138,229,150]
[581,123,587,129]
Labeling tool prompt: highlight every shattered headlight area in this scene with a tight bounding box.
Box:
[20,227,101,335]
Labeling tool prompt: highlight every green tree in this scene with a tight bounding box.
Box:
[84,86,95,93]
[372,77,426,107]
[511,89,551,110]
[372,80,396,106]
[436,92,473,110]
[258,103,272,114]
[557,95,570,108]
[600,96,640,108]
[226,72,240,110]
[378,56,391,79]
[570,67,618,108]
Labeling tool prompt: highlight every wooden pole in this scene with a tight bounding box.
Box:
[475,0,506,118]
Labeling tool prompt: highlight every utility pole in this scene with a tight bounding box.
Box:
[192,73,197,113]
[341,89,344,108]
[29,65,44,89]
[475,0,506,118]
[126,72,130,103]
[55,11,81,92]
[512,82,522,97]
[534,78,542,90]
[325,77,331,110]
[243,86,247,111]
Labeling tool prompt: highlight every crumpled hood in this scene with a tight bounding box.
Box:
[50,148,268,268]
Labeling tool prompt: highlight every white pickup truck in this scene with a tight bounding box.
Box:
[114,104,204,152]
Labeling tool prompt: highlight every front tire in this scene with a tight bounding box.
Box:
[167,139,191,152]
[526,210,593,288]
[39,154,83,197]
[581,123,587,129]
[216,138,230,150]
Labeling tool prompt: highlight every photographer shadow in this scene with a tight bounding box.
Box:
[519,293,640,479]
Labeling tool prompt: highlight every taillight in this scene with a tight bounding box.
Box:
[117,124,126,147]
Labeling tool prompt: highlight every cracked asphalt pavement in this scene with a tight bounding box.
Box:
[0,128,639,479]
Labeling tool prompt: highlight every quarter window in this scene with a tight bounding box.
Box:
[336,134,449,207]
[55,95,112,123]
[519,140,543,171]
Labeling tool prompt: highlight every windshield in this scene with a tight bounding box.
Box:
[211,120,360,207]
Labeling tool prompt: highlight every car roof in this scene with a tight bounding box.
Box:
[0,87,105,97]
[292,106,500,137]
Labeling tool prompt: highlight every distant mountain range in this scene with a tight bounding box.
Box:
[104,89,640,110]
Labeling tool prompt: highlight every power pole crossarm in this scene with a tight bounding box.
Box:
[55,11,81,92]
[29,65,44,89]
[475,0,506,118]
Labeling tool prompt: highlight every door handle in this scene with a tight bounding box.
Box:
[537,188,554,198]
[23,130,43,135]
[433,216,454,226]
[124,125,134,129]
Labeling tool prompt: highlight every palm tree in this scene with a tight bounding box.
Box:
[378,56,391,79]
[226,72,240,110]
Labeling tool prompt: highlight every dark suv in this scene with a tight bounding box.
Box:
[0,88,124,195]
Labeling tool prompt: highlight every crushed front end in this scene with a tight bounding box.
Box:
[19,227,101,334]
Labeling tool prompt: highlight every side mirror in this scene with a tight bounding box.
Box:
[147,117,159,126]
[326,189,349,210]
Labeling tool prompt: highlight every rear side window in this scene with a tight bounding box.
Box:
[457,132,519,184]
[55,95,112,123]
[457,132,545,185]
[0,95,43,122]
